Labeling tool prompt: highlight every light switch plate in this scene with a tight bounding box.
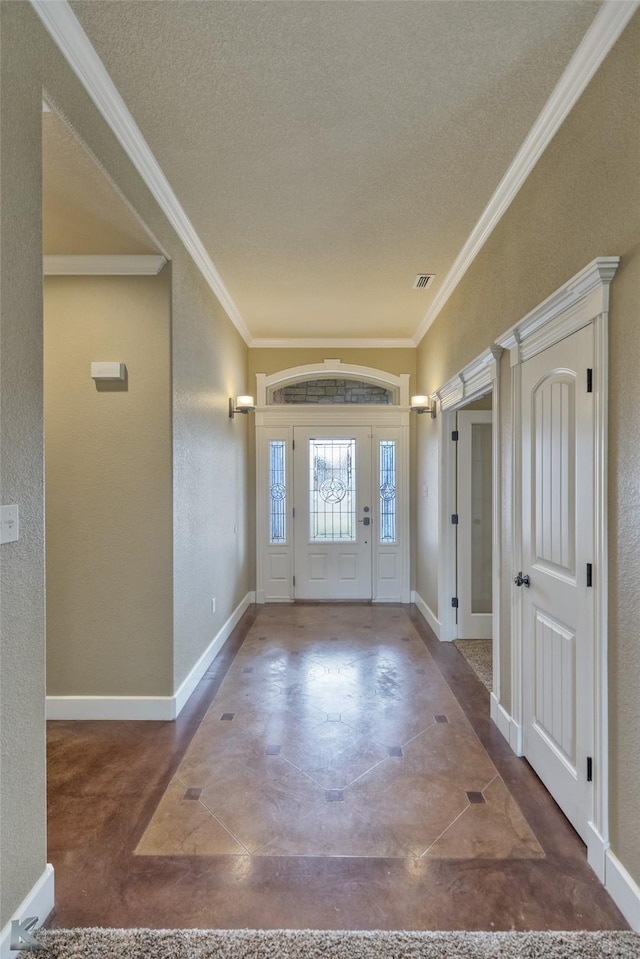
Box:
[1,505,19,544]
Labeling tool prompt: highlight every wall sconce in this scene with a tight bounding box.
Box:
[229,395,256,418]
[410,394,436,418]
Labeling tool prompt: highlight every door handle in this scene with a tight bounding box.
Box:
[359,517,371,526]
[514,571,531,588]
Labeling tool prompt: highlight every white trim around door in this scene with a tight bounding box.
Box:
[456,410,493,640]
[256,361,410,407]
[433,348,503,715]
[496,255,619,880]
[255,365,411,606]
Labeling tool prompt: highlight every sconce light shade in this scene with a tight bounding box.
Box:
[229,395,256,418]
[410,395,436,418]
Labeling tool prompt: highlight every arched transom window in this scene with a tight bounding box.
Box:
[270,378,393,405]
[256,360,409,408]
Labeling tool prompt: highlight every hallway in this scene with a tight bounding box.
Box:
[46,605,627,930]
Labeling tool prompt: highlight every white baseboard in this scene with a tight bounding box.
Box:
[46,591,255,721]
[490,693,523,756]
[605,849,640,931]
[413,591,440,639]
[174,590,254,716]
[490,692,510,741]
[510,718,523,755]
[0,864,54,959]
[586,823,607,883]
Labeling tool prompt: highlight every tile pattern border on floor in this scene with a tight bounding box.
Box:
[135,605,543,862]
[45,603,629,931]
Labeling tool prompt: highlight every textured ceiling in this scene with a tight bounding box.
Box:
[67,0,600,340]
[43,111,160,255]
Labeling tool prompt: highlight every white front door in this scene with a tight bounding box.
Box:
[457,410,493,639]
[520,324,594,844]
[293,426,372,600]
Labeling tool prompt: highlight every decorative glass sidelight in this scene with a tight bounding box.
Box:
[309,438,356,541]
[379,440,397,543]
[269,440,287,543]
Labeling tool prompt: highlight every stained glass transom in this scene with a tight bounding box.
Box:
[309,438,356,542]
[271,379,393,405]
[380,440,397,544]
[269,440,286,544]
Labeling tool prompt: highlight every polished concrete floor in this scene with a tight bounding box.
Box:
[47,604,627,930]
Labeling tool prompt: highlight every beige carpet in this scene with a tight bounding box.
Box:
[454,639,493,691]
[39,929,640,958]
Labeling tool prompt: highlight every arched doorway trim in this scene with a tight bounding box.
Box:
[256,360,410,407]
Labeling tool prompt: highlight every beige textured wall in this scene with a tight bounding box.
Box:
[248,347,418,592]
[172,256,251,689]
[0,1,250,923]
[416,14,640,879]
[460,394,492,412]
[0,3,48,925]
[44,274,173,696]
[415,412,440,616]
[248,347,417,381]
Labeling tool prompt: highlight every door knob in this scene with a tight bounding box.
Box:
[514,572,531,588]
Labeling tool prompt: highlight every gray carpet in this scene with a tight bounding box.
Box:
[38,928,640,958]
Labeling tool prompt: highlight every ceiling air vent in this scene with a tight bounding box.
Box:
[413,274,435,290]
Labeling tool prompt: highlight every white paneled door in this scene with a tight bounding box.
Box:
[520,324,594,844]
[293,427,372,600]
[457,410,493,639]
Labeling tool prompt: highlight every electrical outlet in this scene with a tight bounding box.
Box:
[211,598,216,615]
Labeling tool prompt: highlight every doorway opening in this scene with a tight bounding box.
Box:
[434,348,501,708]
[453,392,493,692]
[453,393,493,691]
[42,101,172,717]
[255,362,411,604]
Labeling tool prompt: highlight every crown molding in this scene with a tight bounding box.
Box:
[249,337,416,349]
[30,0,252,344]
[43,254,167,275]
[413,0,639,347]
[31,0,636,349]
